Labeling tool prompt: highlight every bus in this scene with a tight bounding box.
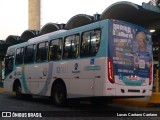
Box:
[3,19,153,106]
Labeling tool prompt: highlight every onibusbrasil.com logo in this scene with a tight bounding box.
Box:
[1,112,42,118]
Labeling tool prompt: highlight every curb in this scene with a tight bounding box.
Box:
[0,87,4,92]
[113,98,149,107]
[0,88,15,94]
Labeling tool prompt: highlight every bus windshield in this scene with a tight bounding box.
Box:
[5,48,15,77]
[109,20,152,86]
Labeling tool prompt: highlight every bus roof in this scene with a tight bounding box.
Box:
[28,30,67,44]
[7,19,150,51]
[7,42,29,50]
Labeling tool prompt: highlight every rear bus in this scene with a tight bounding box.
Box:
[104,20,153,97]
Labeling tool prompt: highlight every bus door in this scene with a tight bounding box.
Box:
[27,63,40,94]
[14,47,30,94]
[27,62,49,95]
[24,42,49,95]
[29,42,49,95]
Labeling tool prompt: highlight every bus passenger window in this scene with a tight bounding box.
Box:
[81,32,90,57]
[24,45,36,64]
[15,47,24,65]
[91,30,100,56]
[49,39,62,61]
[63,34,79,59]
[36,42,48,62]
[81,29,101,57]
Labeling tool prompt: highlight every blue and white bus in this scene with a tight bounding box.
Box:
[4,19,153,105]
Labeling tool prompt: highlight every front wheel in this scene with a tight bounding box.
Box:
[52,84,67,106]
[15,83,22,98]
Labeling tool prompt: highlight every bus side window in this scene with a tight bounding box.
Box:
[81,29,101,57]
[36,42,48,62]
[15,47,24,65]
[49,39,62,61]
[81,32,90,57]
[24,45,36,64]
[91,30,100,56]
[63,34,79,59]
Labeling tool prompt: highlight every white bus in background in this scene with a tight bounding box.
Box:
[4,19,153,106]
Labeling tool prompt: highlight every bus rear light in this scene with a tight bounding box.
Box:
[108,58,115,84]
[107,88,112,90]
[149,65,152,85]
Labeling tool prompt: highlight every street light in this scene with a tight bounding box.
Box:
[150,29,156,33]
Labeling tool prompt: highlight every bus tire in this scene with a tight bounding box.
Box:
[52,84,67,106]
[15,82,22,98]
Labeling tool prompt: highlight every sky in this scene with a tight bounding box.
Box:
[0,0,150,40]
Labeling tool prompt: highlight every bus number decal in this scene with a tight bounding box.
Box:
[56,67,66,73]
[72,63,80,73]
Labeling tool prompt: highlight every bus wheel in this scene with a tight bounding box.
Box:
[15,83,22,98]
[52,84,67,106]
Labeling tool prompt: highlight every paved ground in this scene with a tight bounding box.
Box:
[1,88,160,120]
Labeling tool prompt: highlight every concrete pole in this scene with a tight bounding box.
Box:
[28,0,41,30]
